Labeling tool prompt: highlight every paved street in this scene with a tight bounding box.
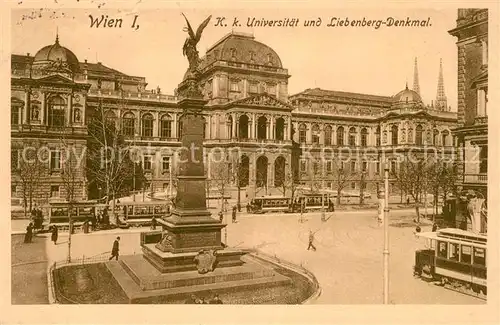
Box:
[12,208,483,304]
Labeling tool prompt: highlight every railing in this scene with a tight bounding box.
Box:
[464,173,488,184]
[202,60,289,75]
[11,124,87,135]
[475,116,488,125]
[12,69,87,82]
[87,88,178,102]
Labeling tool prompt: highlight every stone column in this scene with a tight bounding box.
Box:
[153,112,159,137]
[251,113,256,139]
[67,94,73,126]
[41,92,46,125]
[306,123,312,144]
[173,113,178,138]
[23,91,29,124]
[231,113,237,138]
[267,157,273,189]
[269,116,274,140]
[287,117,292,141]
[207,114,212,139]
[319,124,325,144]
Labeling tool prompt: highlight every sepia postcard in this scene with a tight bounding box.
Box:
[1,0,498,324]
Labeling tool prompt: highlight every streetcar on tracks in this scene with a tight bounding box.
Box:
[116,201,170,227]
[247,196,291,214]
[39,201,107,232]
[414,228,487,297]
[247,193,335,214]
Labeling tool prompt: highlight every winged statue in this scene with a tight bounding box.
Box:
[182,14,212,73]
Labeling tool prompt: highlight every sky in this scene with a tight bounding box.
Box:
[11,7,458,110]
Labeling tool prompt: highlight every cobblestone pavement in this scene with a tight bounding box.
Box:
[13,209,484,304]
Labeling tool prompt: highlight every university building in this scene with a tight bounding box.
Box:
[448,9,488,230]
[11,31,457,205]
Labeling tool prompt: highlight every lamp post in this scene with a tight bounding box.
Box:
[383,162,390,304]
[133,133,138,202]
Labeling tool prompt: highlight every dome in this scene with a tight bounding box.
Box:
[33,35,80,72]
[392,84,422,103]
[201,32,283,69]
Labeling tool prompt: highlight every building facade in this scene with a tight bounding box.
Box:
[11,31,457,205]
[448,9,488,231]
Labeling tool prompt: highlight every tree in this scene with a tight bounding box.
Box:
[86,102,143,209]
[332,159,354,205]
[234,160,249,211]
[210,159,231,211]
[276,171,299,202]
[15,141,47,217]
[59,138,83,263]
[394,156,431,222]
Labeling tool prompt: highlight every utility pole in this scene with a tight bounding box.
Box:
[383,162,390,304]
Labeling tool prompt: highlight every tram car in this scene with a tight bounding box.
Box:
[414,228,487,296]
[116,201,170,227]
[41,201,106,232]
[247,196,292,214]
[290,193,335,213]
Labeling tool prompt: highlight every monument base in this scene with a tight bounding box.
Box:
[106,254,292,304]
[143,243,245,273]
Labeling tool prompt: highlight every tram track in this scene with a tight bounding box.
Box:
[440,283,487,301]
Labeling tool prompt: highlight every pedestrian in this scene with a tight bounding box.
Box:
[24,222,33,243]
[415,225,422,233]
[91,213,97,231]
[109,236,120,261]
[151,216,157,230]
[232,206,237,223]
[51,225,59,245]
[307,230,316,251]
[185,294,197,304]
[83,219,89,234]
[432,222,438,232]
[218,211,224,223]
[407,197,410,205]
[209,293,223,304]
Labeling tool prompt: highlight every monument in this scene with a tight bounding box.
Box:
[105,15,294,303]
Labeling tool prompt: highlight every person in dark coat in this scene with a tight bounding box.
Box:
[232,206,237,223]
[432,223,438,232]
[109,236,120,260]
[151,216,157,230]
[24,222,33,243]
[218,211,224,223]
[209,293,223,304]
[51,225,59,245]
[184,294,197,304]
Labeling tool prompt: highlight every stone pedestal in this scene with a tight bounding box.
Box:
[155,93,226,254]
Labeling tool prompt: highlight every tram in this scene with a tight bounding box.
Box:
[116,201,170,227]
[414,228,487,296]
[291,193,335,213]
[247,196,291,214]
[41,201,107,232]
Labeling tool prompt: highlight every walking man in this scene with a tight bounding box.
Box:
[232,206,237,223]
[307,230,317,251]
[109,236,120,261]
[51,225,58,245]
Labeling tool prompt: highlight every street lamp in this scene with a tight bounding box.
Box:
[133,133,138,202]
[383,162,390,304]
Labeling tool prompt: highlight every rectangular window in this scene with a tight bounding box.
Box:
[362,161,368,172]
[473,247,486,266]
[162,157,170,172]
[349,134,356,146]
[266,83,276,96]
[448,243,459,261]
[230,81,240,92]
[350,161,356,172]
[390,161,396,174]
[312,134,319,144]
[479,146,487,173]
[326,182,332,189]
[376,162,380,174]
[313,162,319,174]
[50,185,60,198]
[144,156,152,171]
[326,161,332,173]
[50,150,61,171]
[300,160,306,172]
[299,130,307,144]
[161,120,172,138]
[461,245,472,263]
[437,241,448,258]
[350,182,356,189]
[249,82,258,94]
[11,149,19,171]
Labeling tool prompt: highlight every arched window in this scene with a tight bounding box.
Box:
[324,125,332,146]
[104,110,116,131]
[299,124,307,143]
[360,128,368,147]
[311,124,320,144]
[348,127,357,146]
[122,112,136,136]
[337,126,344,146]
[442,130,450,146]
[391,125,398,145]
[141,114,154,137]
[415,125,423,145]
[48,96,65,127]
[73,108,82,123]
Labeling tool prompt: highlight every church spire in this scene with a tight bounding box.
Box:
[55,27,59,44]
[412,57,421,96]
[436,58,447,110]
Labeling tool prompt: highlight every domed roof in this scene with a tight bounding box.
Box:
[392,84,422,103]
[33,35,80,72]
[201,32,283,69]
